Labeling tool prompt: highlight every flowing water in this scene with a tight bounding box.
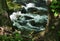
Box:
[10,0,48,38]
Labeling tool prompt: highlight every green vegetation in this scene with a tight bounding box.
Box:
[6,0,21,11]
[0,0,60,41]
[50,0,60,17]
[0,32,23,41]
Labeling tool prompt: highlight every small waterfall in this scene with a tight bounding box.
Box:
[10,0,48,37]
[10,2,48,32]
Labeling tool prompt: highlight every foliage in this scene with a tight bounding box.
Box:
[6,0,21,11]
[50,0,60,12]
[0,32,23,41]
[0,31,34,41]
[50,0,60,16]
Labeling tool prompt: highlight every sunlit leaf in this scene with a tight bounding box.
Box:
[54,12,58,17]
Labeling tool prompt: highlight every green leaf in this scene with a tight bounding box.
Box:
[54,12,58,17]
